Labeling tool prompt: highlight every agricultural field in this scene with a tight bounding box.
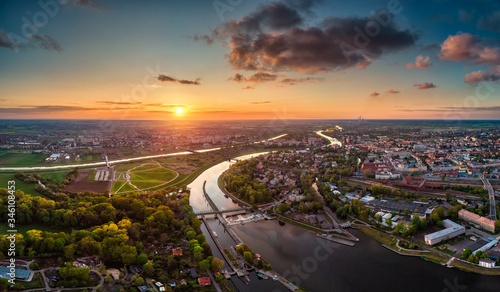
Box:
[0,151,48,166]
[112,161,178,194]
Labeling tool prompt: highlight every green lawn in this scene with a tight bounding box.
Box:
[0,224,71,236]
[42,172,67,184]
[10,272,44,290]
[0,173,44,198]
[114,182,137,193]
[128,164,177,190]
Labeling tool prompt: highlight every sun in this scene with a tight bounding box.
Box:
[176,107,184,114]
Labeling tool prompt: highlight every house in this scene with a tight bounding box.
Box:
[189,268,198,279]
[180,279,187,285]
[198,277,211,286]
[137,286,148,292]
[321,221,333,229]
[172,247,183,256]
[479,258,496,268]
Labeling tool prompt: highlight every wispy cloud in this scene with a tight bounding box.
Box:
[414,82,437,89]
[279,77,325,85]
[250,101,270,104]
[158,74,200,85]
[387,89,400,94]
[96,101,142,105]
[370,92,380,97]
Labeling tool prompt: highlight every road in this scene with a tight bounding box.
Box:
[479,173,497,221]
[0,134,287,171]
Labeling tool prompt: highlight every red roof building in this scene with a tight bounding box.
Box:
[198,277,211,286]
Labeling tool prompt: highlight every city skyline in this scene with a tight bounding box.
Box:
[1,0,500,120]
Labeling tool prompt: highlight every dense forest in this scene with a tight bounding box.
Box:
[0,183,219,290]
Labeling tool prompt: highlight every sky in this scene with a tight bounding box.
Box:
[1,0,500,120]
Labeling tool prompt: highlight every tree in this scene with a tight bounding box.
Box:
[243,251,254,265]
[139,260,153,276]
[199,259,210,271]
[137,253,148,266]
[211,257,224,272]
[495,220,500,233]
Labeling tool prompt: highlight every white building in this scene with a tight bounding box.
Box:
[479,258,496,268]
[424,219,465,245]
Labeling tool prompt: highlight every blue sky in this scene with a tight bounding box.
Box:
[1,0,499,119]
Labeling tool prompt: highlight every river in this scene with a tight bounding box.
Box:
[189,152,500,292]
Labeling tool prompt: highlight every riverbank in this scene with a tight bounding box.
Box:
[358,226,500,275]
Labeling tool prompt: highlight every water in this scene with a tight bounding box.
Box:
[190,153,500,292]
[233,220,500,292]
[188,151,271,212]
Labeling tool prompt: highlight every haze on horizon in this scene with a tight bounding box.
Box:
[1,0,500,120]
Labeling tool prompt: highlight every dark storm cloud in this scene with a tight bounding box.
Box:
[198,1,418,73]
[158,75,200,85]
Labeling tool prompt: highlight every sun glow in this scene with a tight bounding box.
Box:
[176,107,184,114]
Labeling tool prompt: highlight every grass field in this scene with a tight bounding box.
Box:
[112,162,178,193]
[0,224,71,235]
[0,173,44,197]
[0,151,47,166]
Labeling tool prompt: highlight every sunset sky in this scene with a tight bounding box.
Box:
[1,0,500,120]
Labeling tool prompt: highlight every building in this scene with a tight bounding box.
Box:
[424,219,465,245]
[172,247,183,256]
[458,209,496,233]
[479,258,496,268]
[198,277,211,286]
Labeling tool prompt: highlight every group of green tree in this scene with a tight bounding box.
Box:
[0,184,221,288]
[224,159,273,204]
[461,248,490,264]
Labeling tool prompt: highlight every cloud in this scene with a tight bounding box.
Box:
[248,72,279,82]
[279,77,325,85]
[0,105,121,114]
[250,101,270,104]
[478,10,500,32]
[203,2,418,73]
[157,75,200,85]
[228,72,279,83]
[414,82,437,89]
[74,0,105,10]
[0,99,7,102]
[0,31,62,52]
[179,79,200,85]
[370,92,379,97]
[406,55,431,69]
[96,101,142,105]
[464,70,500,83]
[401,106,500,112]
[243,86,255,90]
[458,9,474,23]
[439,32,500,65]
[387,89,399,94]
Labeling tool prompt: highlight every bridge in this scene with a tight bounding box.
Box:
[479,172,497,221]
[194,207,248,216]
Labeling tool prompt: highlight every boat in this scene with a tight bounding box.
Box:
[213,231,217,237]
[257,273,264,279]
